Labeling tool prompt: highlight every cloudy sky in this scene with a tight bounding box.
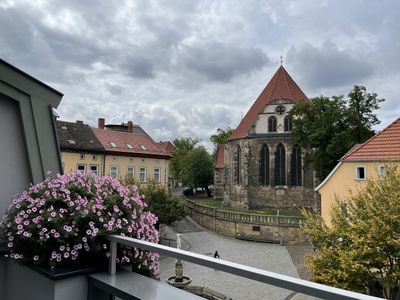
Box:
[1,0,399,150]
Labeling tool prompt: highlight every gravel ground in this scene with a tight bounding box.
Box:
[160,217,301,300]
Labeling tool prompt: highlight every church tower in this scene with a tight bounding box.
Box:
[222,66,319,210]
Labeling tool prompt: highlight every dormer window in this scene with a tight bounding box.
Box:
[139,144,147,150]
[127,144,133,149]
[268,116,277,132]
[110,142,117,148]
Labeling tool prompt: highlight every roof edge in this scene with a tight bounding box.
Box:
[315,161,343,191]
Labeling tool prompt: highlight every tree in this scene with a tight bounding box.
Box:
[140,180,186,227]
[181,146,214,196]
[290,85,384,180]
[210,127,233,156]
[302,166,400,299]
[169,137,199,183]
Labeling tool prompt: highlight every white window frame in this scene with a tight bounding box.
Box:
[127,166,134,178]
[154,168,160,182]
[377,165,385,178]
[355,165,367,181]
[139,167,146,182]
[77,164,86,173]
[110,165,118,179]
[90,164,99,176]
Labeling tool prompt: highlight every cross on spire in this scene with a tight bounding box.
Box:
[280,56,283,65]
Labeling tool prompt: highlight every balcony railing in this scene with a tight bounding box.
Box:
[106,235,383,300]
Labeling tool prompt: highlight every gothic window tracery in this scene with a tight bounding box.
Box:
[268,116,277,132]
[291,145,302,186]
[284,116,292,132]
[259,144,270,185]
[274,143,286,185]
[236,145,241,184]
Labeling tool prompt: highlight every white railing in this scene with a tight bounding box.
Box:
[106,235,383,300]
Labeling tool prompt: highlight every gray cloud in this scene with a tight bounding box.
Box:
[287,41,374,90]
[1,0,399,151]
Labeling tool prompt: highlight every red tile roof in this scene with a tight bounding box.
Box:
[92,128,171,158]
[229,66,308,140]
[341,118,400,161]
[158,141,176,155]
[214,144,225,169]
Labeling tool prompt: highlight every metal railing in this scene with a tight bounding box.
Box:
[106,235,382,300]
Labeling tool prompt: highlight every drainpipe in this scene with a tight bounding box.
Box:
[102,152,106,176]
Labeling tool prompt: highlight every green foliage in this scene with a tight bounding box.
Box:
[170,137,199,182]
[181,146,214,193]
[302,166,400,299]
[210,127,233,156]
[290,85,384,181]
[140,180,186,226]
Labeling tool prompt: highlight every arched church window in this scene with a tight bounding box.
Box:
[290,145,302,186]
[284,116,292,132]
[274,143,286,185]
[236,145,241,184]
[268,116,277,132]
[259,144,270,185]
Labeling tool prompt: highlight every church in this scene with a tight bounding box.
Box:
[215,65,319,210]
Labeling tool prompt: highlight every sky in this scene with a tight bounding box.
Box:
[1,0,399,150]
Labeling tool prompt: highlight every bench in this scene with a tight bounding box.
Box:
[88,269,203,300]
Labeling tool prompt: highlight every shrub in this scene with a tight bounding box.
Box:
[140,181,186,227]
[0,171,160,279]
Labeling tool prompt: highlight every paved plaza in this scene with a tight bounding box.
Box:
[159,217,306,300]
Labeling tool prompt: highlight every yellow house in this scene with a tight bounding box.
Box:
[56,120,105,175]
[316,117,400,225]
[92,118,172,187]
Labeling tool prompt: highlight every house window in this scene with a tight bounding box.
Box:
[92,155,97,161]
[284,116,292,132]
[268,116,277,132]
[110,142,117,148]
[127,166,134,178]
[77,164,86,173]
[139,168,146,182]
[154,168,160,182]
[274,143,286,185]
[127,144,133,149]
[290,145,302,186]
[110,166,118,179]
[90,165,99,176]
[236,145,241,184]
[276,106,285,115]
[80,153,85,160]
[259,144,270,186]
[377,165,385,178]
[139,144,147,150]
[355,166,366,180]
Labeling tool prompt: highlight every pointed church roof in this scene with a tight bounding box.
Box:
[229,66,308,140]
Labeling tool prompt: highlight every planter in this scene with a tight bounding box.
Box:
[1,257,107,300]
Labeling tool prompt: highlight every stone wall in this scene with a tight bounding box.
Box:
[214,168,224,200]
[186,200,308,245]
[224,135,320,211]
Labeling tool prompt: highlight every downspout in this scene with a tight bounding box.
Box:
[102,151,106,176]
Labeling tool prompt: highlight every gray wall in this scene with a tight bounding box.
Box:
[0,95,30,217]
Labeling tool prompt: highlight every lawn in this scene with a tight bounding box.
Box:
[191,198,304,217]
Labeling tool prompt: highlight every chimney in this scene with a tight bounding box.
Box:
[98,118,105,129]
[76,120,83,124]
[127,121,133,133]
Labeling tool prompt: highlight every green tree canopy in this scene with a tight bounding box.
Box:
[210,127,233,154]
[290,85,384,180]
[169,137,199,182]
[302,166,400,299]
[181,146,214,196]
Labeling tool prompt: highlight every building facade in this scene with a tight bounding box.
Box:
[221,66,319,210]
[92,118,171,186]
[317,117,400,225]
